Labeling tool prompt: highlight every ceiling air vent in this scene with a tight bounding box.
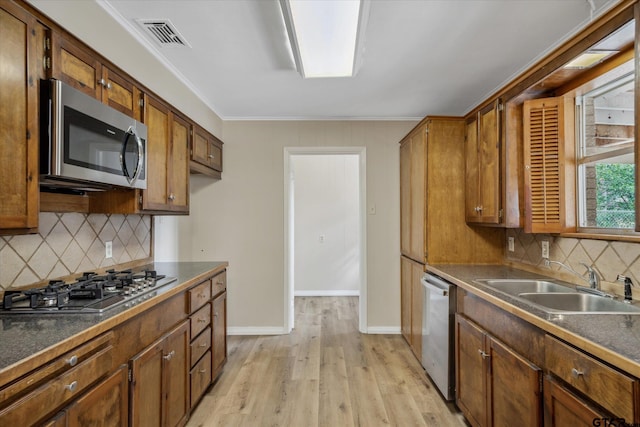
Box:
[137,19,191,47]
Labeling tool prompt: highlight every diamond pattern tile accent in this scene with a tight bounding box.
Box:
[0,214,152,290]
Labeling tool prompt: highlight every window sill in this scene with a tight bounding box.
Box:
[560,230,640,243]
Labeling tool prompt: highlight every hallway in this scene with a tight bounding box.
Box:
[187,297,467,426]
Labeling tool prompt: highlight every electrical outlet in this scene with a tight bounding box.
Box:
[105,241,113,258]
[508,237,515,252]
[541,240,549,259]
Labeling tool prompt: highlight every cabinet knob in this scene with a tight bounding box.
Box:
[478,349,490,359]
[571,368,584,378]
[65,381,78,393]
[66,355,78,367]
[214,312,219,318]
[208,154,215,159]
[168,194,175,201]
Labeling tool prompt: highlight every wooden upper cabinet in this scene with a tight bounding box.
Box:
[50,32,142,119]
[399,124,426,263]
[141,95,190,213]
[0,3,40,234]
[191,125,223,179]
[523,96,575,233]
[466,100,502,225]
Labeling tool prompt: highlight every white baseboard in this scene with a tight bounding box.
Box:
[294,290,360,297]
[366,326,401,334]
[227,327,287,336]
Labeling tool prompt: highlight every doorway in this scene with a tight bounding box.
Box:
[284,147,367,333]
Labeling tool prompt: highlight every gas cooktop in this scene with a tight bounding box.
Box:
[1,269,176,314]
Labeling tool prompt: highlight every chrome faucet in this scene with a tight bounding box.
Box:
[544,259,606,295]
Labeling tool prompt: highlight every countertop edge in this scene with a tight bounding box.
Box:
[0,261,228,388]
[426,264,640,378]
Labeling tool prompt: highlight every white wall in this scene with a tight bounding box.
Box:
[172,121,416,333]
[292,155,360,296]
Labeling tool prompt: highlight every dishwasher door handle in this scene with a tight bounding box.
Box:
[421,276,449,296]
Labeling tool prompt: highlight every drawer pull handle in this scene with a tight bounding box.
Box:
[66,355,78,366]
[197,318,207,323]
[478,350,490,359]
[163,350,176,361]
[198,293,206,299]
[572,368,584,378]
[65,381,78,393]
[199,343,208,348]
[199,368,207,374]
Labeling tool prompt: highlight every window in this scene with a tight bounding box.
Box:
[576,72,635,231]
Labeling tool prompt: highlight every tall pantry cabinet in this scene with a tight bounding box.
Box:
[400,117,503,360]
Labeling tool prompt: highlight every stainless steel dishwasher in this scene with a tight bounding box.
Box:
[421,272,457,400]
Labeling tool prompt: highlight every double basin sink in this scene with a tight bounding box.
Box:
[474,279,640,314]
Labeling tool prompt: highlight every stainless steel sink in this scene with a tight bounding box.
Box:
[519,292,640,314]
[474,279,576,296]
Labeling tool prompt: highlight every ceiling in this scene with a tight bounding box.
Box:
[42,0,621,120]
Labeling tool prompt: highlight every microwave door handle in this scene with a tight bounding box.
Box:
[120,133,133,184]
[131,133,144,184]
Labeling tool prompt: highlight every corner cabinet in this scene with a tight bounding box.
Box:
[191,125,223,179]
[465,100,502,224]
[0,2,41,234]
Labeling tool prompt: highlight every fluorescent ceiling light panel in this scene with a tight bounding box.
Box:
[563,51,616,69]
[282,0,362,78]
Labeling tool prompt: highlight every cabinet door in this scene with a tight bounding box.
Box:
[400,140,412,256]
[400,256,412,345]
[410,259,424,360]
[163,321,190,427]
[465,115,480,222]
[167,114,190,213]
[212,291,227,378]
[192,125,213,167]
[142,95,171,211]
[409,127,426,262]
[489,338,542,427]
[544,376,606,427]
[103,67,142,119]
[455,315,488,427]
[0,3,39,233]
[477,101,501,223]
[51,32,102,99]
[130,340,164,426]
[66,366,129,427]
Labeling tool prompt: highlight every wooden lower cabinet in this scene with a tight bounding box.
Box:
[130,320,190,427]
[543,376,607,427]
[212,291,227,378]
[65,366,129,427]
[455,314,542,427]
[400,256,424,360]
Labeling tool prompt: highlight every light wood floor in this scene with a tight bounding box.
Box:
[187,296,468,427]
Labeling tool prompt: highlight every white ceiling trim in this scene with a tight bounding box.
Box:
[225,115,423,122]
[97,0,226,120]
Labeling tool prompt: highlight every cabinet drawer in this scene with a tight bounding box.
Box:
[212,271,226,296]
[191,327,212,367]
[190,303,211,338]
[545,335,639,421]
[0,332,112,404]
[189,279,212,313]
[0,345,113,425]
[190,351,212,408]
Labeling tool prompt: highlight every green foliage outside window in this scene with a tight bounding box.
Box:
[595,163,635,228]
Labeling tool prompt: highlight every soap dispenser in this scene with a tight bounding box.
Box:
[617,275,634,303]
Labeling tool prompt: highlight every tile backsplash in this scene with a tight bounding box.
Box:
[506,228,640,295]
[0,213,151,291]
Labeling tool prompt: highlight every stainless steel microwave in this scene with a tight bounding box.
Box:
[40,79,147,191]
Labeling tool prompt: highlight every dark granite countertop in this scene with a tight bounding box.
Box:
[427,264,640,377]
[0,261,227,378]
